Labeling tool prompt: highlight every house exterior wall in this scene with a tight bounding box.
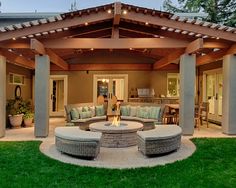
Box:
[6,63,32,100]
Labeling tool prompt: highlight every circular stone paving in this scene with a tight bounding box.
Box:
[40,138,196,169]
[89,121,143,148]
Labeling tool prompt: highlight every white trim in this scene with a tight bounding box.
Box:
[49,75,68,117]
[93,74,128,103]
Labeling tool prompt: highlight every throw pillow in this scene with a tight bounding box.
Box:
[95,105,105,116]
[137,107,150,119]
[82,106,90,112]
[89,106,96,117]
[120,105,130,116]
[79,111,92,119]
[149,106,161,119]
[70,108,80,120]
[76,107,83,114]
[130,106,137,117]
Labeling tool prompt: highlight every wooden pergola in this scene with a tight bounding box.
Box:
[0,2,236,138]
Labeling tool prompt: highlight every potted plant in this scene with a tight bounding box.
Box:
[6,99,24,128]
[23,112,34,127]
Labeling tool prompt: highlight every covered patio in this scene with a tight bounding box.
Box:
[0,2,236,138]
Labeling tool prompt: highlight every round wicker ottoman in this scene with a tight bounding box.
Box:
[137,125,182,156]
[55,127,102,159]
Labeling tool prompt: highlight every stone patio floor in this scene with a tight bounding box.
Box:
[0,118,235,169]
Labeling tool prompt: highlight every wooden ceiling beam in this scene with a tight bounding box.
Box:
[0,48,34,69]
[42,38,189,49]
[0,12,113,42]
[113,2,121,25]
[153,49,185,69]
[111,27,119,38]
[121,12,236,42]
[67,63,153,71]
[185,38,203,54]
[30,39,68,70]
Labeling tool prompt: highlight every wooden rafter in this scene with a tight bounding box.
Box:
[113,2,121,25]
[42,38,189,49]
[30,39,68,70]
[153,49,185,69]
[0,13,113,42]
[0,48,34,69]
[185,38,203,54]
[121,12,236,42]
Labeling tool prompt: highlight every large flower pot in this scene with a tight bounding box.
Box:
[23,118,34,127]
[9,114,23,128]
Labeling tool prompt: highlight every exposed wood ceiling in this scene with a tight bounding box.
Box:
[0,2,235,71]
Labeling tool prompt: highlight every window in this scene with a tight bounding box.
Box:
[167,73,179,97]
[9,73,25,85]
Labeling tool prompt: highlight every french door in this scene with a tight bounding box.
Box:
[49,75,68,116]
[93,74,128,104]
[203,69,223,123]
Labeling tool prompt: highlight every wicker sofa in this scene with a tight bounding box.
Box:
[55,127,102,159]
[64,103,107,130]
[137,125,182,156]
[120,102,165,130]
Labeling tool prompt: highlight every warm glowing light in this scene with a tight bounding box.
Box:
[216,37,220,40]
[107,9,112,14]
[12,37,16,40]
[129,48,133,50]
[85,22,88,26]
[90,48,94,51]
[111,116,120,127]
[145,22,149,25]
[123,10,127,15]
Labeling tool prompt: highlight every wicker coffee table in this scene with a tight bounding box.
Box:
[89,121,143,148]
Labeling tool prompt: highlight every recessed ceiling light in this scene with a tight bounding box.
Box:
[90,48,94,51]
[123,10,127,15]
[145,22,149,25]
[216,37,220,40]
[129,48,133,50]
[107,9,112,14]
[12,37,16,40]
[85,22,88,26]
[8,49,13,52]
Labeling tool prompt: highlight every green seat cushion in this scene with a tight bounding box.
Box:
[137,107,150,119]
[149,106,161,119]
[120,105,130,116]
[95,105,105,116]
[130,106,137,117]
[70,108,80,120]
[79,111,92,119]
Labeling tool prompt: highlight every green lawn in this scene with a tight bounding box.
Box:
[0,138,236,188]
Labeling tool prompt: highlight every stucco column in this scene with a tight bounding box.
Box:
[222,54,236,135]
[34,55,50,137]
[179,54,196,135]
[0,55,6,138]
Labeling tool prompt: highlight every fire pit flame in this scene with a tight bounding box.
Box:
[111,116,120,127]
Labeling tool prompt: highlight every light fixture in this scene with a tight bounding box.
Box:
[129,48,133,50]
[107,9,112,14]
[85,22,88,26]
[12,37,16,40]
[216,37,220,40]
[102,79,106,83]
[123,10,127,15]
[8,49,13,52]
[145,22,149,25]
[19,54,23,57]
[90,48,94,51]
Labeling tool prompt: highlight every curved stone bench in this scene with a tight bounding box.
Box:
[55,127,102,159]
[137,125,182,156]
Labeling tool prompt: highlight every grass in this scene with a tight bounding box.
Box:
[0,138,236,188]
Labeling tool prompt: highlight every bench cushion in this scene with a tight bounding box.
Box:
[55,127,102,142]
[137,125,182,141]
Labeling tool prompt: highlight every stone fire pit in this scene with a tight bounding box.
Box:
[89,121,143,148]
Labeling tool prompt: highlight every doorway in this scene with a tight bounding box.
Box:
[49,75,68,117]
[93,74,128,103]
[203,69,223,123]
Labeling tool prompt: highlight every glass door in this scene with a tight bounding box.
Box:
[49,75,68,117]
[204,70,222,123]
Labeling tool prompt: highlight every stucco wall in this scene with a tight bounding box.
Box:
[6,63,32,100]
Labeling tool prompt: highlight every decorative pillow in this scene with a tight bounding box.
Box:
[76,107,83,114]
[136,106,141,117]
[79,111,92,119]
[70,108,80,120]
[130,106,137,117]
[89,106,96,117]
[149,107,161,119]
[120,105,130,116]
[82,106,90,112]
[137,107,150,119]
[95,105,105,116]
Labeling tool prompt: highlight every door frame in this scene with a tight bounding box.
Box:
[93,74,128,103]
[49,75,68,116]
[203,68,222,123]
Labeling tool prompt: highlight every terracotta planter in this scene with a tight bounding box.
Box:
[24,118,34,127]
[9,114,23,128]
